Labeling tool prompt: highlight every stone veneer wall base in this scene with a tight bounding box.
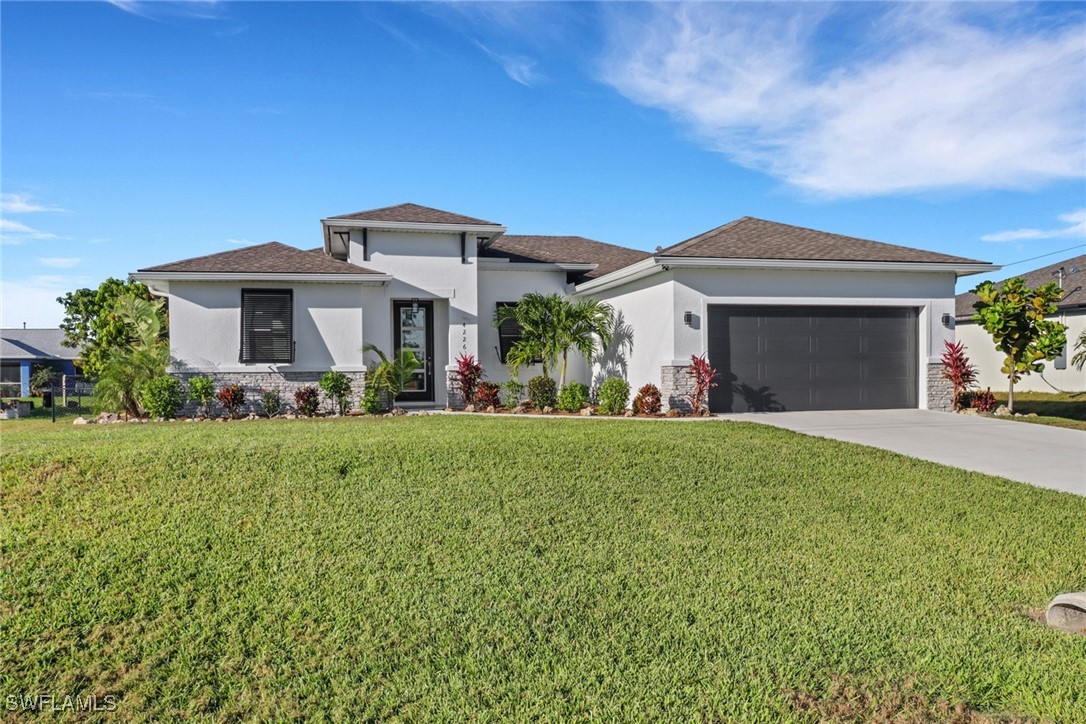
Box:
[660,365,694,413]
[925,362,953,412]
[171,370,367,416]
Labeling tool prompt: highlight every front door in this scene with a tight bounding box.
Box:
[393,300,434,402]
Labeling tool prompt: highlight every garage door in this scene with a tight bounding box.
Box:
[707,306,918,413]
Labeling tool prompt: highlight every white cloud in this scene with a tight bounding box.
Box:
[982,209,1086,243]
[0,275,88,328]
[225,238,254,246]
[0,193,66,214]
[600,3,1086,197]
[38,257,82,269]
[475,41,544,87]
[108,0,224,21]
[0,219,64,244]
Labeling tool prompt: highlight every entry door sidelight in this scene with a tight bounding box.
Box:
[393,300,434,402]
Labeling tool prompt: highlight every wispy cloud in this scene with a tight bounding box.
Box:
[0,219,65,244]
[475,41,544,87]
[225,239,254,246]
[38,257,82,269]
[982,210,1086,243]
[600,3,1086,197]
[0,193,67,214]
[108,0,226,21]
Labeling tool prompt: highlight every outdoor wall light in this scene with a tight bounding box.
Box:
[411,298,419,313]
[684,311,694,326]
[941,313,954,329]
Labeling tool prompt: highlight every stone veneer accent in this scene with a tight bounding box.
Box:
[171,370,367,415]
[925,361,953,412]
[445,369,465,409]
[661,362,953,413]
[660,365,694,413]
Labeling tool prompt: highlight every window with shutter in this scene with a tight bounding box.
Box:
[240,289,293,363]
[496,301,542,364]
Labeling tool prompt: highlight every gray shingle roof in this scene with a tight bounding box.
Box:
[328,203,501,226]
[1,329,79,361]
[955,253,1086,317]
[484,235,652,281]
[660,217,988,265]
[138,242,383,275]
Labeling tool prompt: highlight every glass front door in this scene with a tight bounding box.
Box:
[393,300,434,402]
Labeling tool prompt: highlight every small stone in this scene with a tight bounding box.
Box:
[247,413,260,420]
[665,408,682,418]
[960,408,979,416]
[444,407,454,412]
[579,407,594,416]
[485,405,496,414]
[1026,413,1038,417]
[542,406,554,414]
[463,404,476,413]
[623,410,634,417]
[72,416,90,425]
[390,407,407,416]
[511,404,527,415]
[993,405,1011,417]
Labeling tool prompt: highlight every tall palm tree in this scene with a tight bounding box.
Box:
[92,295,170,416]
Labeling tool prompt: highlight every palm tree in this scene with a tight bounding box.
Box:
[555,298,615,389]
[362,343,421,403]
[1072,329,1086,371]
[92,295,170,416]
[494,293,615,389]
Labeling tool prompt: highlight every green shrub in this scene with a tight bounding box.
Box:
[632,383,661,415]
[526,375,557,410]
[320,371,353,416]
[557,382,589,412]
[188,375,215,417]
[216,385,245,418]
[360,384,384,415]
[598,377,630,415]
[140,376,184,419]
[294,386,320,417]
[499,381,523,408]
[260,388,283,417]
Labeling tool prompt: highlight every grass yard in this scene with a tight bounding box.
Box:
[3,416,1085,720]
[992,391,1086,431]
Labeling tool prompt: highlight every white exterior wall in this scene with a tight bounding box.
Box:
[956,310,1086,392]
[166,280,378,373]
[589,267,959,408]
[477,267,591,385]
[586,273,677,390]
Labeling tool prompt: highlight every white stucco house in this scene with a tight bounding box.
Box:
[131,203,998,413]
[955,254,1085,393]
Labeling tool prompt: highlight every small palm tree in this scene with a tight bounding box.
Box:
[1072,329,1086,371]
[362,343,421,403]
[93,295,170,416]
[494,293,615,389]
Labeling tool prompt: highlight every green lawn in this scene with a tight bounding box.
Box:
[3,416,1084,720]
[992,391,1086,431]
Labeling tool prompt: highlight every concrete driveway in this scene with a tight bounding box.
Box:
[717,409,1085,496]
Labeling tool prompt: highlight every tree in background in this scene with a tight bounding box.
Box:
[1072,330,1086,371]
[58,278,166,376]
[92,295,170,416]
[970,277,1066,413]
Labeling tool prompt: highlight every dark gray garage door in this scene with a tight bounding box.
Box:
[707,306,918,413]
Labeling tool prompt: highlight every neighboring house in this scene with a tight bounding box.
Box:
[0,328,81,397]
[131,203,997,413]
[955,254,1086,393]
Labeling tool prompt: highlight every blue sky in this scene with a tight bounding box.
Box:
[2,0,1084,327]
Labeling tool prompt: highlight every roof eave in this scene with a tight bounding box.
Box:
[131,271,393,285]
[321,218,508,236]
[574,257,1001,295]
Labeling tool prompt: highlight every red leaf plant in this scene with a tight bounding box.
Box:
[940,340,978,411]
[454,353,483,408]
[685,354,720,415]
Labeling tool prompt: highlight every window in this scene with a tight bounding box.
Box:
[496,301,542,365]
[241,289,293,363]
[0,362,21,398]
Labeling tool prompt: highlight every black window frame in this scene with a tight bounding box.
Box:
[240,288,294,364]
